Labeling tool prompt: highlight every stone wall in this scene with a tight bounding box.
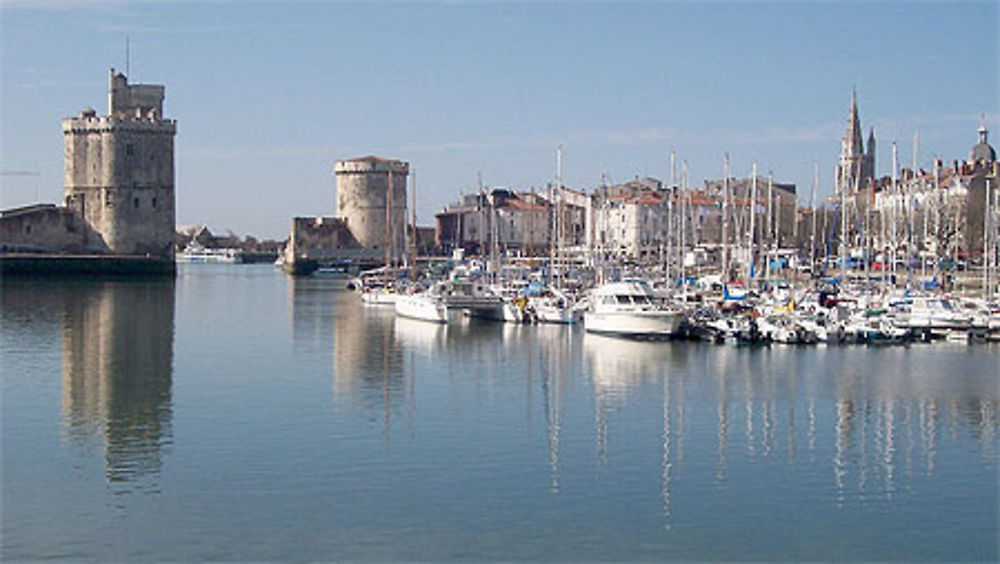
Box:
[0,204,98,253]
[285,217,363,260]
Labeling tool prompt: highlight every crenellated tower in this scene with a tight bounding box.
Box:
[62,69,177,261]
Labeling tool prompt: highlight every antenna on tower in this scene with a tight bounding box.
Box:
[125,36,130,77]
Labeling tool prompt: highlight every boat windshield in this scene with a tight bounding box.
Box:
[614,294,654,306]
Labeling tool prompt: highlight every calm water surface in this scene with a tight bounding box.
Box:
[2,265,998,561]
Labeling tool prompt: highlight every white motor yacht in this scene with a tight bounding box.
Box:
[893,296,971,335]
[584,280,683,338]
[531,287,582,324]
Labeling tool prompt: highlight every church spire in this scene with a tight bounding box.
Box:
[844,87,863,158]
[837,88,875,193]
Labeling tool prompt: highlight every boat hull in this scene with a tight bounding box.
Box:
[394,294,448,323]
[584,310,682,338]
[361,290,397,305]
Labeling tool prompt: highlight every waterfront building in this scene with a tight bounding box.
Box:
[1,70,177,274]
[591,178,670,264]
[870,126,997,264]
[435,188,552,256]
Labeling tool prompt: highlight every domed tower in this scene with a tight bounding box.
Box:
[62,70,176,262]
[969,125,996,166]
[334,156,409,258]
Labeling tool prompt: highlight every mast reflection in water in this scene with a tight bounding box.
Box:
[3,267,996,562]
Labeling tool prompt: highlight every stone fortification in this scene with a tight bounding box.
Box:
[0,204,93,253]
[62,70,176,259]
[334,156,409,256]
[1,69,177,275]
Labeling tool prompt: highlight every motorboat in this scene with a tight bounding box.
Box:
[892,296,971,339]
[176,243,243,264]
[583,280,683,338]
[530,287,582,324]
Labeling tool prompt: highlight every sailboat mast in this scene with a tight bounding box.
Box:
[554,145,563,287]
[680,160,688,289]
[839,164,848,283]
[747,162,757,281]
[386,169,394,283]
[765,171,773,280]
[410,168,417,281]
[933,159,941,285]
[809,162,818,274]
[722,153,730,281]
[478,172,485,260]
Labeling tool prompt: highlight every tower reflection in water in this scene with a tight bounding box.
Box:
[60,278,175,492]
[288,276,410,441]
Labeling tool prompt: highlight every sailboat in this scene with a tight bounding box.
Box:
[532,145,582,324]
[392,168,448,323]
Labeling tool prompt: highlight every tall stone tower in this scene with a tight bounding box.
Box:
[836,89,876,194]
[334,156,409,258]
[62,69,177,261]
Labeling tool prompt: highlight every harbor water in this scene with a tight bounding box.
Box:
[2,265,998,561]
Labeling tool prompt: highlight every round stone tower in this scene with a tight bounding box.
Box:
[334,156,409,257]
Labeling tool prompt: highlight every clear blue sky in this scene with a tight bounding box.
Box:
[2,1,997,240]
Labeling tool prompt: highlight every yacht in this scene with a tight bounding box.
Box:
[176,244,243,264]
[530,287,583,324]
[583,280,683,338]
[892,296,971,338]
[394,290,448,323]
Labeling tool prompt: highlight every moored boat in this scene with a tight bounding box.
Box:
[584,280,683,338]
[394,291,448,323]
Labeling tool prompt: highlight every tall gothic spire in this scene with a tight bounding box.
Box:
[837,88,875,193]
[844,87,863,159]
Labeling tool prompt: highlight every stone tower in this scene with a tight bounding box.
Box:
[836,89,876,194]
[62,69,177,261]
[334,156,409,258]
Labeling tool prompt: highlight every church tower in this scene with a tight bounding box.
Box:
[62,70,177,262]
[836,89,876,194]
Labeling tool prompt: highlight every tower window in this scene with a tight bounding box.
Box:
[134,197,140,209]
[126,144,134,156]
[152,197,157,208]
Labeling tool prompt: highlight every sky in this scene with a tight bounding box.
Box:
[2,1,997,240]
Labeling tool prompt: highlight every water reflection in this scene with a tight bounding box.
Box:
[59,278,175,492]
[291,284,998,531]
[580,339,999,526]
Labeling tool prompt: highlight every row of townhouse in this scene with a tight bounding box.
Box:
[433,175,800,265]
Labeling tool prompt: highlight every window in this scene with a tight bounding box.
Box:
[152,197,157,208]
[25,224,32,234]
[126,144,134,156]
[133,197,140,209]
